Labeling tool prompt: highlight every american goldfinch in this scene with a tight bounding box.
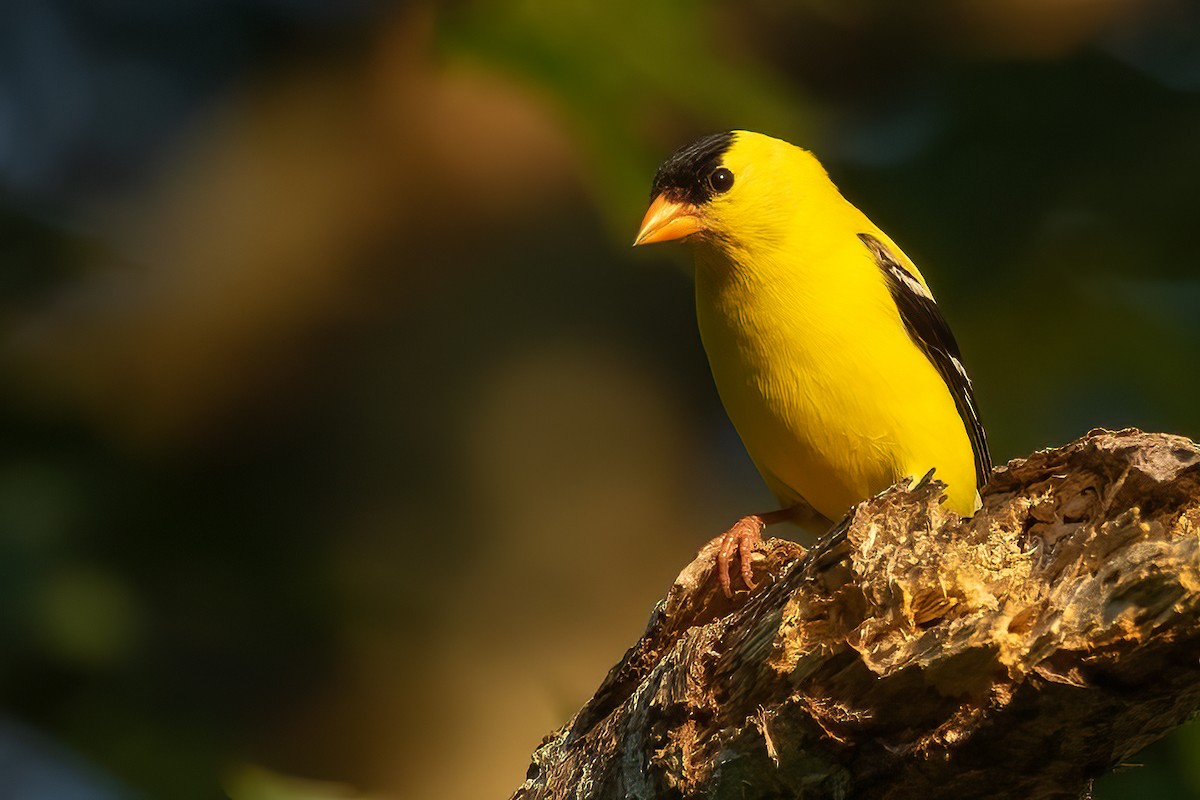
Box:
[634,131,990,594]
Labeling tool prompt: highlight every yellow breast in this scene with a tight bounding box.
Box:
[694,221,978,521]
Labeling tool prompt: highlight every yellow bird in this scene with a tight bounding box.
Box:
[634,131,990,594]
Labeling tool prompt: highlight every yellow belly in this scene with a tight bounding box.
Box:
[696,247,978,521]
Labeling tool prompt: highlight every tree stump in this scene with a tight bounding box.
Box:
[513,428,1200,799]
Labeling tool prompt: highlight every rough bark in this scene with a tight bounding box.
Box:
[513,428,1200,800]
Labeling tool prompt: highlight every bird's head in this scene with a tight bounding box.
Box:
[634,130,833,256]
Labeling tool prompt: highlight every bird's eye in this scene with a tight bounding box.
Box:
[709,167,734,193]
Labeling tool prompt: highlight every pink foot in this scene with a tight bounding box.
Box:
[716,515,766,597]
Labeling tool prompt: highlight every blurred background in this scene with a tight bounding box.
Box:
[1,0,1199,798]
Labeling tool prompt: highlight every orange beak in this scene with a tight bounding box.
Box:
[632,194,704,246]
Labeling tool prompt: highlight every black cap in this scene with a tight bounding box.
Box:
[648,132,735,205]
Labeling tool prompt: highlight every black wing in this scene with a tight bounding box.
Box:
[858,233,992,491]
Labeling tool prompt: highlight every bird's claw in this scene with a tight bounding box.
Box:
[716,515,766,597]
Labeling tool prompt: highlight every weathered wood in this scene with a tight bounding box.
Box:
[513,429,1200,800]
